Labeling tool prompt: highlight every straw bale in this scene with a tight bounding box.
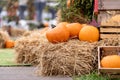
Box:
[10,27,26,37]
[22,31,32,37]
[2,26,26,37]
[23,27,49,37]
[36,39,98,76]
[0,30,10,48]
[36,37,120,76]
[15,28,120,76]
[15,31,47,65]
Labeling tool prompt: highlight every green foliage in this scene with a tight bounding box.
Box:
[73,72,109,80]
[59,0,94,23]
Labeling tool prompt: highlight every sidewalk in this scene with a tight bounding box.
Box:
[0,67,72,80]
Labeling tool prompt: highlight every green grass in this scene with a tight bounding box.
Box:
[0,49,31,66]
[73,73,109,80]
[73,72,120,80]
[0,49,16,66]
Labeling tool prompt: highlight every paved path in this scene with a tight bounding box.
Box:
[0,67,72,80]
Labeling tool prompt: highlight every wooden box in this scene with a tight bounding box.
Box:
[98,46,120,78]
[98,0,120,39]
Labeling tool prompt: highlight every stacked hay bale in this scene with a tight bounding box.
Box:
[35,37,120,76]
[36,39,98,76]
[15,28,120,76]
[0,30,10,48]
[15,30,48,65]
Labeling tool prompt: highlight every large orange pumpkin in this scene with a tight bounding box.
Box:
[5,40,15,48]
[66,23,83,38]
[46,23,70,43]
[79,25,99,42]
[101,55,120,68]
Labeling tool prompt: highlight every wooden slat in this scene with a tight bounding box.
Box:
[100,34,120,39]
[101,26,120,28]
[99,0,120,10]
[102,47,120,52]
[98,46,101,69]
[100,28,120,33]
[99,68,120,73]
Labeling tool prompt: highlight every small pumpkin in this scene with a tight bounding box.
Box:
[66,23,83,38]
[44,22,49,27]
[101,55,120,68]
[5,40,15,48]
[46,23,70,43]
[79,25,99,42]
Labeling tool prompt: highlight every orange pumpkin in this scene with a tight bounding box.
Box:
[66,23,83,38]
[46,23,70,43]
[101,55,120,68]
[79,25,99,42]
[58,22,69,26]
[5,40,15,48]
[44,22,49,27]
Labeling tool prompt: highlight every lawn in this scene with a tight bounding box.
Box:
[0,49,31,66]
[0,49,16,66]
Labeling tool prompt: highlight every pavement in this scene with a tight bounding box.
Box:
[0,67,72,80]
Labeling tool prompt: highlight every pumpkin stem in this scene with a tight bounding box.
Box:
[51,24,56,28]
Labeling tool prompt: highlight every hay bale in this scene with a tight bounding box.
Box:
[0,30,10,48]
[2,26,26,37]
[15,31,47,65]
[36,39,98,76]
[22,27,49,37]
[36,38,120,76]
[22,31,32,37]
[10,27,26,37]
